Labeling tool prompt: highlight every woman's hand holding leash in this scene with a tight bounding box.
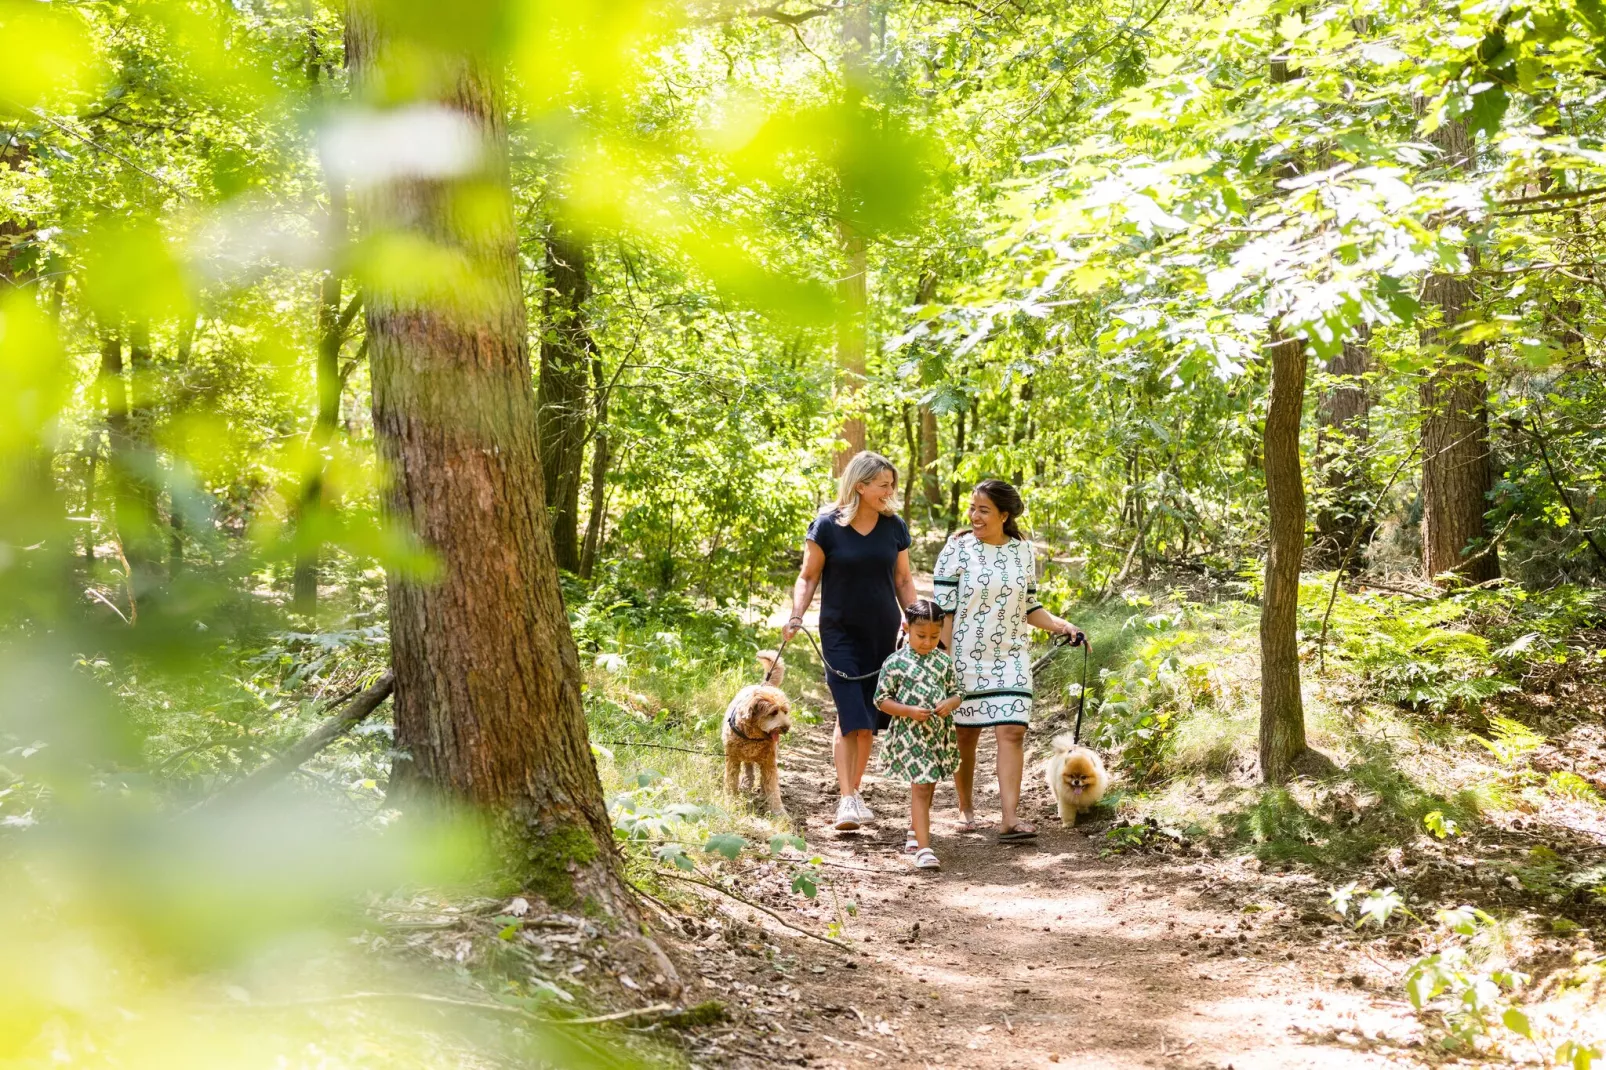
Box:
[782,615,804,641]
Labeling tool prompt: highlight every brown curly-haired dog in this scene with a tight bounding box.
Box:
[721,651,792,816]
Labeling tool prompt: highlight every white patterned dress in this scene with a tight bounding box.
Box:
[932,533,1042,728]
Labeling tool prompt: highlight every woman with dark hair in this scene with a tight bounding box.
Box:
[933,479,1083,840]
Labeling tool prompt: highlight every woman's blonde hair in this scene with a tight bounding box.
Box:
[826,450,902,526]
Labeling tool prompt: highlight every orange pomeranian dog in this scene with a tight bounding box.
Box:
[1044,733,1109,827]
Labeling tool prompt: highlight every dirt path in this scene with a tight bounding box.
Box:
[676,582,1436,1067]
[710,712,1426,1070]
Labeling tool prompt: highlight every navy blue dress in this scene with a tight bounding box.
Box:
[806,510,911,734]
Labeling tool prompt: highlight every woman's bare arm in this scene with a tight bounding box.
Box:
[783,540,825,639]
[893,549,918,610]
[1026,607,1084,643]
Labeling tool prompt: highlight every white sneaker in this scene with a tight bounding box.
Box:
[833,796,861,831]
[853,794,876,823]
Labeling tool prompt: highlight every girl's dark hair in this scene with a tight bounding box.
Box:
[903,599,946,625]
[973,478,1026,540]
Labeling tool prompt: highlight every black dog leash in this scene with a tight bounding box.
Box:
[1031,632,1092,745]
[768,625,882,683]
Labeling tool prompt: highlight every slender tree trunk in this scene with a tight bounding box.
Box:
[536,227,590,573]
[294,178,348,607]
[1258,54,1309,784]
[918,404,941,509]
[832,0,871,475]
[1312,327,1372,571]
[578,349,611,581]
[346,5,623,909]
[168,318,197,576]
[1259,334,1309,783]
[121,320,164,590]
[947,402,967,532]
[1420,118,1498,584]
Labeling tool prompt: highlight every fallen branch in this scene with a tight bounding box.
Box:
[659,871,853,951]
[196,672,394,809]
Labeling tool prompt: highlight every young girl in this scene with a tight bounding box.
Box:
[874,600,963,871]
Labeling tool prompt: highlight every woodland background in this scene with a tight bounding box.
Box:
[2,0,1606,1065]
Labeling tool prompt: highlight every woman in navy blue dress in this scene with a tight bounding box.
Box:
[783,451,919,830]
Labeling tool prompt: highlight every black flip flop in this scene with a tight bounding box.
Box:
[998,826,1038,843]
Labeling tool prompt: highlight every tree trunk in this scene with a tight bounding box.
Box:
[946,402,967,533]
[918,404,941,509]
[1259,334,1309,783]
[1419,117,1498,585]
[294,51,349,612]
[537,227,590,573]
[346,6,623,909]
[578,349,611,581]
[168,317,197,576]
[832,0,871,475]
[96,324,149,614]
[1312,327,1372,571]
[1258,54,1308,784]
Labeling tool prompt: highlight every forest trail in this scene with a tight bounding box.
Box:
[701,584,1432,1068]
[717,713,1430,1069]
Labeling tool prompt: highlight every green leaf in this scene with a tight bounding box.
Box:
[703,833,746,860]
[769,834,806,856]
[1501,1007,1532,1039]
[790,870,819,899]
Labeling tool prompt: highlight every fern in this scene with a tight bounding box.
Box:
[1472,716,1545,767]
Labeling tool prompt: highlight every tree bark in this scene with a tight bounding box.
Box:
[1420,118,1498,585]
[294,48,349,613]
[346,5,623,909]
[578,349,611,581]
[1258,54,1309,784]
[918,404,941,508]
[946,401,967,533]
[1312,327,1372,571]
[832,0,871,475]
[1259,335,1309,783]
[536,226,591,573]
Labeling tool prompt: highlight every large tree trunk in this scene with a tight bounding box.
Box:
[346,7,623,909]
[1258,54,1308,784]
[1259,334,1309,783]
[1312,328,1372,571]
[536,227,590,574]
[832,0,871,475]
[1420,117,1498,584]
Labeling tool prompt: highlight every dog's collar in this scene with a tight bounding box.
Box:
[726,704,772,742]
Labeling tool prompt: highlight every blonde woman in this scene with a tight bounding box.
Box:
[783,451,919,830]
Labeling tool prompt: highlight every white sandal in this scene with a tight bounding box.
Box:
[912,847,940,871]
[904,829,919,854]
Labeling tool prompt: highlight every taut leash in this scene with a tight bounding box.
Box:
[1030,632,1092,745]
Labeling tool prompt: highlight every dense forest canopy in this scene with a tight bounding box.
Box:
[3,0,1606,1065]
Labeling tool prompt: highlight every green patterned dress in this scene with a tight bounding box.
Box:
[874,646,963,784]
